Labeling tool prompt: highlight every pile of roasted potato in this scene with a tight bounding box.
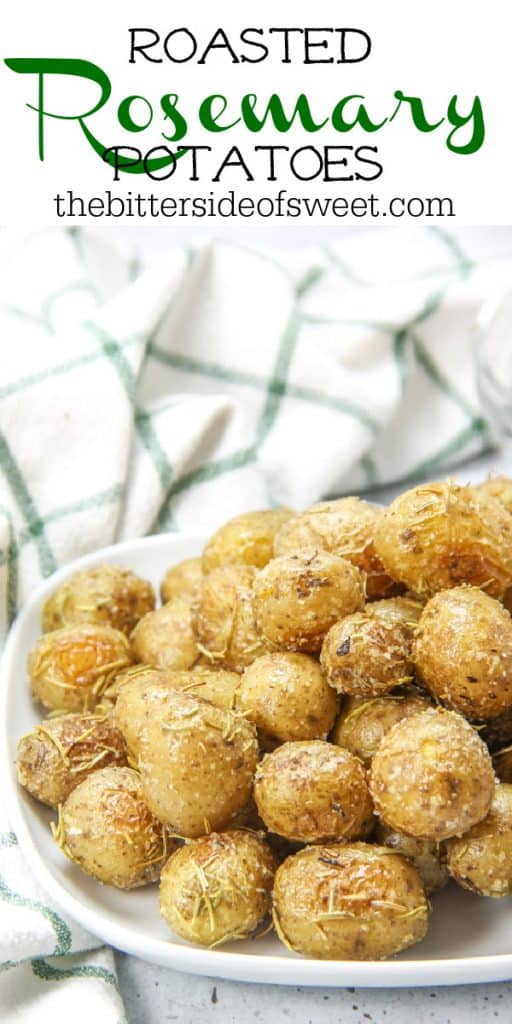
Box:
[17,479,512,960]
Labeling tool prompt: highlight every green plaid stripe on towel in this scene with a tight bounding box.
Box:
[0,225,511,1021]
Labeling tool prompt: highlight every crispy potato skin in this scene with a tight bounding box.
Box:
[253,549,365,654]
[370,708,496,841]
[274,498,400,600]
[203,509,294,574]
[160,558,203,604]
[160,830,277,947]
[28,624,133,713]
[366,596,424,626]
[192,565,268,672]
[272,842,429,959]
[413,586,512,721]
[476,476,512,516]
[240,652,337,744]
[332,690,431,766]
[131,598,198,672]
[42,565,155,635]
[138,692,259,837]
[446,785,512,897]
[374,482,512,598]
[254,740,374,844]
[17,713,127,807]
[374,823,448,895]
[57,767,173,889]
[321,613,414,698]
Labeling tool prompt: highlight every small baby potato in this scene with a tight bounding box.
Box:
[494,747,512,784]
[253,549,365,654]
[254,740,373,843]
[476,475,512,516]
[131,598,198,671]
[332,690,431,766]
[272,842,429,960]
[192,565,268,672]
[374,823,448,895]
[28,624,133,713]
[413,586,512,721]
[114,667,240,762]
[274,497,399,600]
[138,692,259,837]
[321,613,414,698]
[42,564,155,635]
[374,482,512,598]
[160,558,203,604]
[17,713,127,807]
[159,830,277,947]
[366,595,424,627]
[370,708,496,841]
[446,784,512,897]
[239,652,337,743]
[54,766,173,888]
[202,508,294,574]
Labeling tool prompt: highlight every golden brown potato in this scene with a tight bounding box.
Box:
[16,713,127,808]
[272,842,429,959]
[494,746,512,784]
[138,692,259,837]
[54,766,174,888]
[446,784,512,897]
[370,708,495,841]
[274,497,400,600]
[476,475,512,516]
[374,482,512,599]
[42,564,155,635]
[159,830,277,947]
[253,549,365,654]
[192,565,268,672]
[239,652,337,743]
[28,624,133,713]
[320,613,414,698]
[203,509,294,574]
[98,664,175,709]
[254,740,373,843]
[374,823,448,895]
[131,598,198,671]
[366,595,424,627]
[113,667,240,762]
[413,586,512,721]
[160,557,203,604]
[332,690,431,766]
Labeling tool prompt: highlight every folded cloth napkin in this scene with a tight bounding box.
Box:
[0,225,511,1021]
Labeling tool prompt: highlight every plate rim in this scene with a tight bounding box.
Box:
[2,532,512,987]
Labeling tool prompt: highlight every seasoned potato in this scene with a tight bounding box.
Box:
[476,475,512,516]
[131,598,198,671]
[253,549,365,654]
[202,509,293,575]
[138,692,259,837]
[192,565,268,672]
[413,586,512,721]
[332,690,431,766]
[374,482,512,598]
[494,746,512,784]
[446,784,512,897]
[160,557,203,604]
[239,652,337,743]
[370,708,495,841]
[28,624,133,713]
[374,823,448,894]
[98,664,174,709]
[54,766,173,888]
[321,613,414,698]
[17,713,127,808]
[159,830,277,947]
[114,667,240,762]
[42,564,155,635]
[254,740,373,843]
[274,497,399,600]
[272,842,429,959]
[366,595,424,627]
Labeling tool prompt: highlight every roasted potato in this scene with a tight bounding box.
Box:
[160,830,277,947]
[192,565,267,672]
[370,707,495,841]
[446,784,512,897]
[366,595,424,627]
[28,623,133,713]
[332,690,431,766]
[239,652,337,744]
[131,598,198,671]
[321,613,414,698]
[203,509,294,574]
[160,557,203,604]
[476,475,512,516]
[272,842,429,959]
[42,565,155,635]
[374,823,448,894]
[253,549,365,654]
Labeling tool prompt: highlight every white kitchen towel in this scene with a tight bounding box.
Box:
[0,225,511,1022]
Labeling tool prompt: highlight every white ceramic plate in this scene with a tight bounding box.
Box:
[1,533,512,987]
